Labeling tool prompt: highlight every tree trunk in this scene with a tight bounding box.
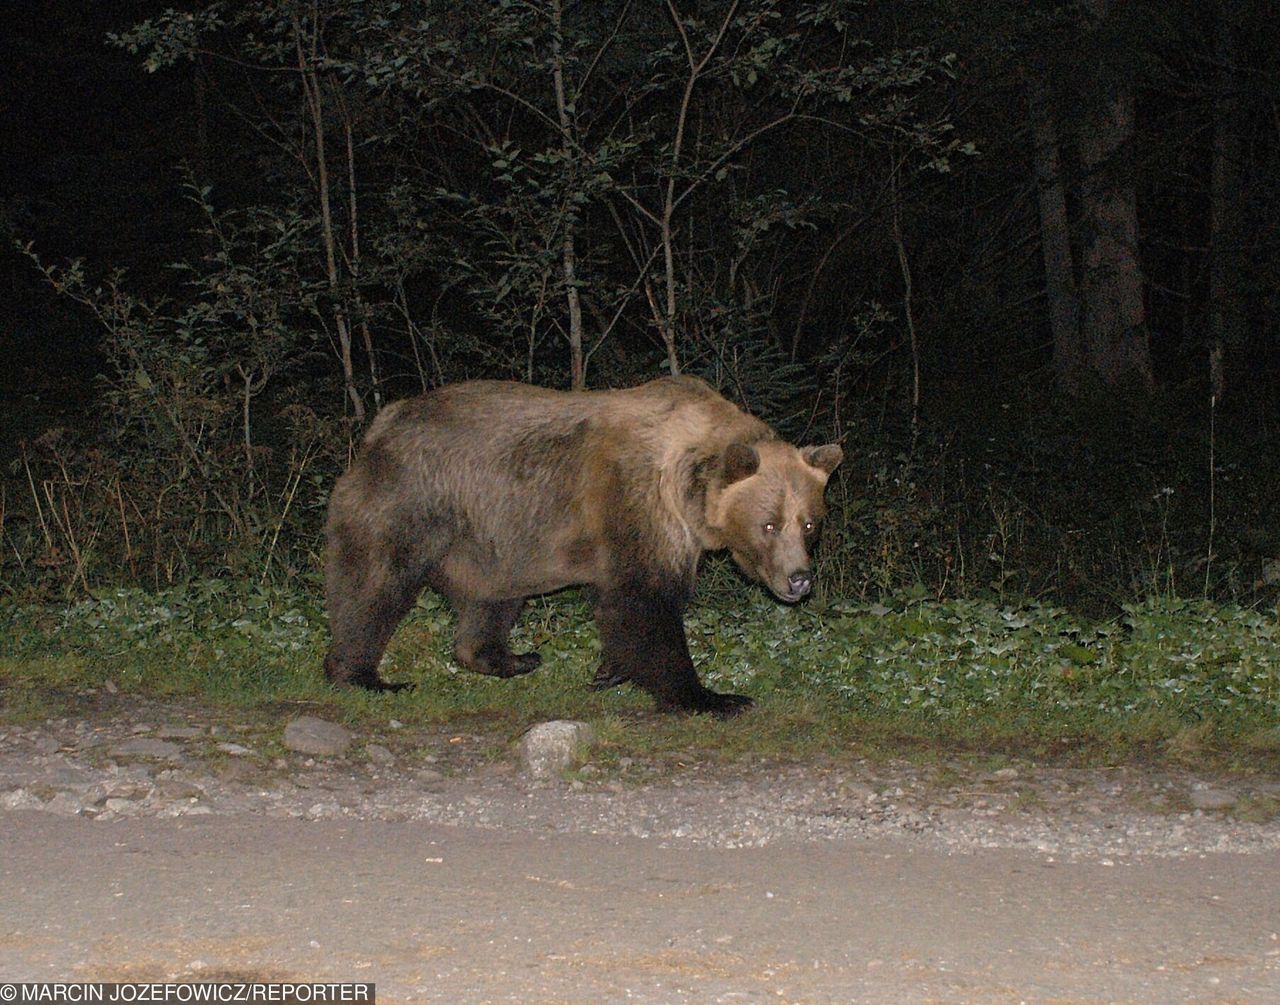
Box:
[294,18,363,421]
[889,155,920,432]
[1077,0,1153,390]
[192,54,209,180]
[1208,0,1248,399]
[339,89,381,411]
[551,0,586,390]
[1027,78,1082,392]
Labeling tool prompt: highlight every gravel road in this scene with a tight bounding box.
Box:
[2,699,1279,1002]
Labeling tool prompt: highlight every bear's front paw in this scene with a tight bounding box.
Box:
[475,649,542,678]
[355,675,414,693]
[591,661,630,690]
[508,651,544,677]
[661,687,754,718]
[700,690,754,718]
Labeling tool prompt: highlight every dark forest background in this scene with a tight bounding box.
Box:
[2,0,1278,615]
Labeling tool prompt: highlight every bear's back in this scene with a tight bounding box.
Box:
[365,375,767,463]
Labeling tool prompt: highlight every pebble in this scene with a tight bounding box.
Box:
[108,738,183,760]
[2,789,44,811]
[158,725,206,739]
[1189,787,1239,811]
[366,744,396,766]
[283,716,354,757]
[155,778,203,800]
[103,779,151,800]
[46,791,92,816]
[32,736,61,756]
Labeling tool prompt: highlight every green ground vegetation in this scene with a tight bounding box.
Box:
[3,579,1277,771]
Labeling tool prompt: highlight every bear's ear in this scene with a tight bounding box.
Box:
[722,441,760,485]
[802,443,843,475]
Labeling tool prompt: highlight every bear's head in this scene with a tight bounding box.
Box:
[706,440,843,602]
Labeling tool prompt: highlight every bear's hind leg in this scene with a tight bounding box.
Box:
[453,597,542,678]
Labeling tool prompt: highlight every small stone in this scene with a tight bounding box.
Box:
[212,759,257,783]
[519,720,597,779]
[366,744,395,766]
[108,738,183,760]
[155,779,203,800]
[1189,787,1238,811]
[32,735,61,756]
[2,788,43,811]
[45,791,89,816]
[992,767,1020,781]
[103,779,151,800]
[217,743,253,756]
[41,763,94,786]
[283,716,354,757]
[157,725,206,739]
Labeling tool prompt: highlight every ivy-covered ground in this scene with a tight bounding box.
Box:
[2,581,1278,770]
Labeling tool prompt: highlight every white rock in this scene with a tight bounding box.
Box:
[519,720,597,779]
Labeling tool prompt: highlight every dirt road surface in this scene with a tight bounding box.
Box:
[3,704,1280,1002]
[3,812,1279,1004]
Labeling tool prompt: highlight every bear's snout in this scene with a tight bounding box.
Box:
[764,565,814,603]
[786,570,813,599]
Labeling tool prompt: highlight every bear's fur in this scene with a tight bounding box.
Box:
[323,375,841,715]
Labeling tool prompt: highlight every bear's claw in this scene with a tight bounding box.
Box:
[464,649,543,678]
[353,675,414,693]
[591,665,629,690]
[676,689,754,718]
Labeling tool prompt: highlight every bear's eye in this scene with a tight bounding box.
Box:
[763,522,777,535]
[803,521,815,534]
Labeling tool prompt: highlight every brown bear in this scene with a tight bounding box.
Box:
[322,375,842,715]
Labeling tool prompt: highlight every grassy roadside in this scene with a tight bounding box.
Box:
[2,580,1278,772]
